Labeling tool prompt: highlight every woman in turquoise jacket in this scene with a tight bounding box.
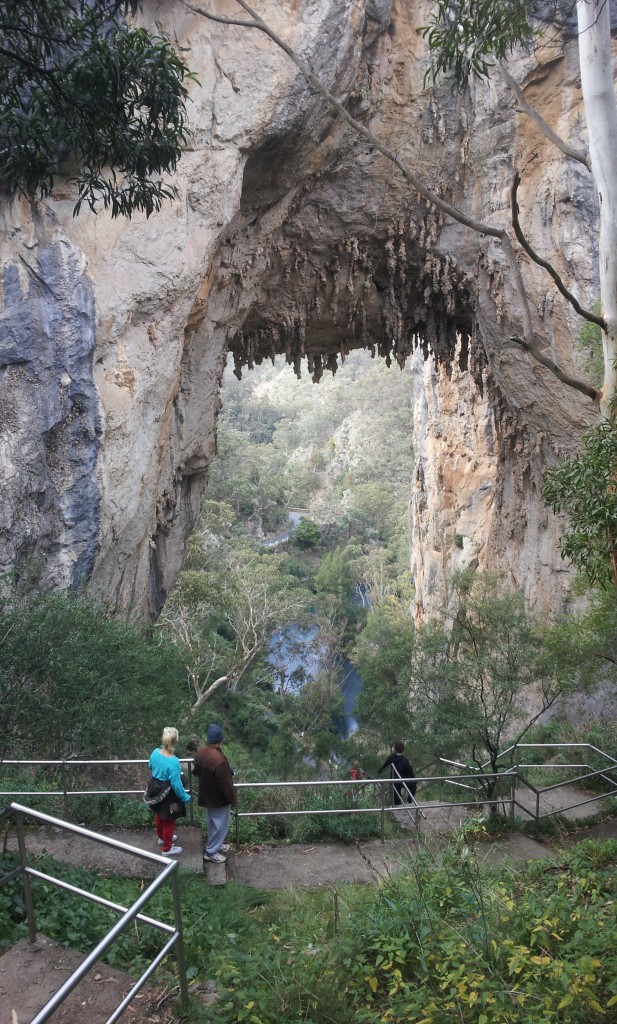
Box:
[148,726,190,855]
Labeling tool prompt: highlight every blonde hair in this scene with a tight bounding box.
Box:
[161,727,179,752]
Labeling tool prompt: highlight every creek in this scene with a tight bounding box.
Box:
[266,625,362,739]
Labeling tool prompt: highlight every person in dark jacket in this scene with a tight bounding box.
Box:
[193,723,237,863]
[378,740,416,806]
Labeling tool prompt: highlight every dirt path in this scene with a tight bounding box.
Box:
[1,935,167,1024]
[5,782,611,885]
[4,817,558,887]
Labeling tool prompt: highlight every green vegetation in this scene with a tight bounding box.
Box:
[292,518,321,549]
[0,587,187,760]
[153,352,417,773]
[543,420,617,590]
[3,350,616,807]
[4,835,617,1023]
[355,571,575,797]
[0,1,194,217]
[576,301,604,388]
[4,347,617,1023]
[423,0,538,89]
[354,596,416,747]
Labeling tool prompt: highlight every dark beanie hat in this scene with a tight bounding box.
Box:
[207,723,224,744]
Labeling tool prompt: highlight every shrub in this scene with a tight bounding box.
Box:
[0,589,188,760]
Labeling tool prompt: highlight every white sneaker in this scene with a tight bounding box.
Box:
[158,835,177,845]
[220,843,231,852]
[165,845,183,856]
[203,852,226,863]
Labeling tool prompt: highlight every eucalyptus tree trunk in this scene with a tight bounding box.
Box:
[578,0,617,417]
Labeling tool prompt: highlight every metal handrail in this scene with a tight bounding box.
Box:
[0,757,197,825]
[2,745,617,837]
[0,803,188,1024]
[231,772,511,845]
[499,741,617,762]
[390,764,427,822]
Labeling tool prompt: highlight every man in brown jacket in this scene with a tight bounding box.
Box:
[193,723,237,863]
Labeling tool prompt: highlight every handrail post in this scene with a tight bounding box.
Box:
[380,782,385,844]
[235,798,240,847]
[61,761,69,820]
[510,773,516,829]
[169,865,189,1009]
[15,811,37,943]
[188,766,195,827]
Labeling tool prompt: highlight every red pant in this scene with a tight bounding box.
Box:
[155,814,175,851]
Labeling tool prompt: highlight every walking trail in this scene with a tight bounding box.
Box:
[3,785,616,1024]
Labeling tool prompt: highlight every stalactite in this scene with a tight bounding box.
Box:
[225,212,477,388]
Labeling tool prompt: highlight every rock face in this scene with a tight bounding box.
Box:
[0,0,603,615]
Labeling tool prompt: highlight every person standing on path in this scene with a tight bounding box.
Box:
[378,740,417,806]
[193,723,237,863]
[347,759,366,801]
[147,727,191,855]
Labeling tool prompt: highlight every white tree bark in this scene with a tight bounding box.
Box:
[578,0,617,416]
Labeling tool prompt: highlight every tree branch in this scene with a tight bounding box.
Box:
[0,45,72,102]
[511,171,606,329]
[499,65,590,169]
[594,651,617,666]
[179,2,256,28]
[509,334,599,401]
[181,0,504,239]
[190,670,231,711]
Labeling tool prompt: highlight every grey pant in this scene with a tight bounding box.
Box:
[204,804,231,856]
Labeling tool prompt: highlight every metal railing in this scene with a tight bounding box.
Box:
[0,757,197,824]
[3,745,615,1022]
[0,802,188,1024]
[1,744,616,839]
[432,743,617,822]
[499,743,617,821]
[0,757,505,841]
[231,771,515,843]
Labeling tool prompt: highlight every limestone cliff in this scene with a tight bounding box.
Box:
[0,0,603,615]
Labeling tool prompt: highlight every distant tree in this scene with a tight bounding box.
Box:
[292,518,321,549]
[411,572,568,801]
[207,424,288,528]
[314,547,356,605]
[159,546,310,711]
[267,627,311,697]
[353,598,416,747]
[287,670,344,740]
[346,483,398,542]
[1,0,194,217]
[267,717,298,779]
[542,588,617,685]
[362,545,412,606]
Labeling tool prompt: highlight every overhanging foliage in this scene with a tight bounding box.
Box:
[0,0,194,217]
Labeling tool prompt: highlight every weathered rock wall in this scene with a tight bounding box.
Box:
[409,346,578,620]
[0,0,603,615]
